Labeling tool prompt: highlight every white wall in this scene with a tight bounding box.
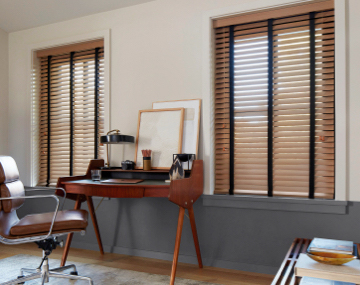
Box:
[0,28,8,155]
[7,0,250,185]
[7,0,360,200]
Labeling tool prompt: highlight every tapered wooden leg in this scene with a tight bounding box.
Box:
[86,196,104,255]
[188,206,203,268]
[61,195,82,266]
[170,206,185,285]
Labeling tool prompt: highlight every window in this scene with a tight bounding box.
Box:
[214,1,334,199]
[35,40,105,186]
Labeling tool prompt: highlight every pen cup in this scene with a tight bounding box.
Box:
[143,157,151,171]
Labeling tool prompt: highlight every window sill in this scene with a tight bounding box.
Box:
[202,195,348,214]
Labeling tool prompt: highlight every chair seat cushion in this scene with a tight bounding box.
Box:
[10,209,88,236]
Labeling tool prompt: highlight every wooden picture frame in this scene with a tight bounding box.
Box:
[134,108,185,169]
[152,99,201,168]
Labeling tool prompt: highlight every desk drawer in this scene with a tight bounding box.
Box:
[65,184,145,198]
[144,187,169,197]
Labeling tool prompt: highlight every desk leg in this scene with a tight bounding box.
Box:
[61,195,82,267]
[86,196,104,255]
[170,206,185,285]
[188,206,203,268]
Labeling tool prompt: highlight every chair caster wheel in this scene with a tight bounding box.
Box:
[17,275,25,284]
[70,271,78,275]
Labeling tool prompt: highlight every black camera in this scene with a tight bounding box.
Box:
[121,160,135,170]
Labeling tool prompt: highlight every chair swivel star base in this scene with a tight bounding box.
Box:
[1,237,93,285]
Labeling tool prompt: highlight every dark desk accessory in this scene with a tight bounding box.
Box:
[169,157,184,180]
[100,129,135,168]
[121,160,135,170]
[172,154,195,170]
[102,168,190,181]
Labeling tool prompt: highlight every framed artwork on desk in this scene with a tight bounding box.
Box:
[152,99,201,168]
[134,108,184,169]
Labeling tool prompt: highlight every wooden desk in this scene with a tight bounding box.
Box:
[57,159,203,285]
[60,179,170,260]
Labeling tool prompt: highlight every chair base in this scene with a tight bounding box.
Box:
[0,260,93,285]
[0,238,93,285]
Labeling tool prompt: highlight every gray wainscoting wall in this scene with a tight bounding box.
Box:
[18,195,360,275]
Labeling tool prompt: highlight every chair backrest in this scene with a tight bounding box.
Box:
[0,156,25,238]
[0,156,25,213]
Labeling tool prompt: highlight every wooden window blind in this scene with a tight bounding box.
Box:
[38,43,104,186]
[214,3,334,199]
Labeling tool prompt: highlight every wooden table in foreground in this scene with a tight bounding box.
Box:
[57,159,203,285]
[271,238,360,285]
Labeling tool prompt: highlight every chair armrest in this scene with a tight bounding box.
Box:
[25,187,66,210]
[0,194,60,244]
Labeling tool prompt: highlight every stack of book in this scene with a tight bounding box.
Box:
[308,238,354,255]
[300,276,355,285]
[295,238,360,284]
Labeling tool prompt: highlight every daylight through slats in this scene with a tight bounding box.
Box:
[38,44,104,186]
[214,5,334,199]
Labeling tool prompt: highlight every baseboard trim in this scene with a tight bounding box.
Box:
[70,241,278,275]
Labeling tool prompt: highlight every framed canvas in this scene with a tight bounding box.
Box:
[152,99,201,168]
[134,108,184,169]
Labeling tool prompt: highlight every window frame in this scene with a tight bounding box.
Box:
[29,30,110,187]
[202,0,347,202]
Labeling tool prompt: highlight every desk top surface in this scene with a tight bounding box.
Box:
[62,179,170,187]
